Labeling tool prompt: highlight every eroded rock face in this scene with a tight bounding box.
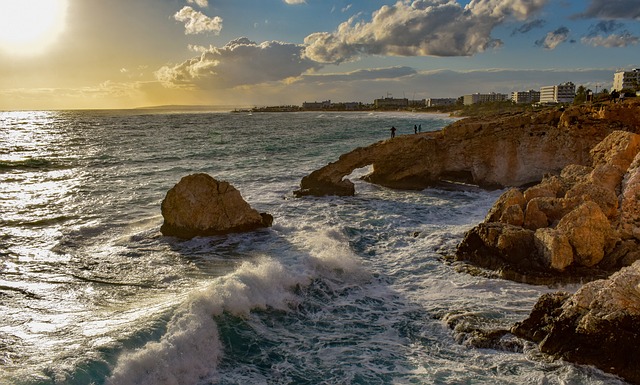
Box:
[294,110,592,196]
[296,102,640,197]
[512,261,640,385]
[161,173,272,239]
[455,130,640,283]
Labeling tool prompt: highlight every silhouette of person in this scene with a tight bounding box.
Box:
[414,125,417,134]
[390,126,397,138]
[418,124,421,133]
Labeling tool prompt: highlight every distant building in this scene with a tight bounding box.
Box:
[408,99,426,108]
[342,102,361,110]
[511,90,540,104]
[374,97,409,109]
[302,100,331,110]
[613,69,640,92]
[540,82,575,104]
[463,93,508,105]
[426,98,457,107]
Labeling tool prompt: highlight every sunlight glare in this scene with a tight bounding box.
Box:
[0,0,68,56]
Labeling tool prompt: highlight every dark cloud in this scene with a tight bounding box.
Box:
[535,26,570,50]
[577,0,640,20]
[304,0,548,64]
[511,19,546,35]
[587,20,624,36]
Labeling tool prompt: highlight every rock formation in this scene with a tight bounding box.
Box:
[295,101,640,197]
[455,130,640,284]
[161,173,272,239]
[512,261,640,384]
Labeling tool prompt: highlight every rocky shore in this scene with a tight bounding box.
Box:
[295,102,639,197]
[297,100,640,383]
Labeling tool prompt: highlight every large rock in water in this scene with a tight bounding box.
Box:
[511,260,640,384]
[160,173,272,239]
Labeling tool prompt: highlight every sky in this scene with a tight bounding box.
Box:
[0,0,638,110]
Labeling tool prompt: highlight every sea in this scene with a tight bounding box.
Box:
[0,109,627,385]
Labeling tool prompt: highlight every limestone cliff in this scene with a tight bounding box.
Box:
[512,261,640,384]
[454,128,640,283]
[295,101,640,197]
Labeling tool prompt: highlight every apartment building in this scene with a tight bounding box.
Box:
[463,93,508,105]
[511,90,540,104]
[539,82,575,104]
[613,69,640,91]
[426,98,457,107]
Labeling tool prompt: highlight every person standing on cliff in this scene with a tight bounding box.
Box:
[390,126,396,138]
[414,125,418,134]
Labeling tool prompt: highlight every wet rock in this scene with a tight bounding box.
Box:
[160,173,272,239]
[512,262,640,384]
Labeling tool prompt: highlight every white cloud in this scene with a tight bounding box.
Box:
[187,0,209,8]
[582,33,640,48]
[283,0,306,4]
[155,38,321,89]
[304,0,548,64]
[535,27,570,50]
[174,6,223,35]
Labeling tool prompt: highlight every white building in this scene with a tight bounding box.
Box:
[539,82,575,104]
[511,90,540,104]
[463,93,508,105]
[613,69,640,92]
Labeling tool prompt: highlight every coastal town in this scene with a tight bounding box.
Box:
[245,68,640,112]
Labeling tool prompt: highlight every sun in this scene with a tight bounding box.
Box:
[0,0,68,56]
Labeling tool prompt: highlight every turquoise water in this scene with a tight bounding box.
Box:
[0,110,626,384]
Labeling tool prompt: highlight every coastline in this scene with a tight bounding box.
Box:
[295,98,640,384]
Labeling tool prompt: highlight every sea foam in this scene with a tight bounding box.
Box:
[108,229,364,385]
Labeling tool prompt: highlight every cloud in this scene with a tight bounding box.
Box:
[155,38,322,89]
[582,32,640,47]
[283,0,306,4]
[299,66,417,83]
[535,26,570,49]
[303,0,548,64]
[577,0,640,20]
[187,0,208,8]
[581,20,639,47]
[587,20,624,35]
[174,6,223,35]
[511,19,546,35]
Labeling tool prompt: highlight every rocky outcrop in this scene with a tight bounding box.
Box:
[161,173,272,239]
[512,261,640,384]
[455,130,640,284]
[295,102,640,197]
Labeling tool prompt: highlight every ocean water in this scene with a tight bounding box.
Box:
[0,109,626,385]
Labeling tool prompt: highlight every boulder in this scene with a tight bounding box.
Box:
[618,152,640,241]
[556,202,613,267]
[512,261,640,385]
[485,188,525,223]
[456,129,640,282]
[534,228,573,271]
[160,173,272,239]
